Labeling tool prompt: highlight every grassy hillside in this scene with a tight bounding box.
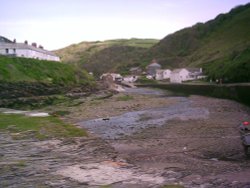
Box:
[0,55,93,85]
[55,3,250,82]
[146,3,250,82]
[55,38,159,75]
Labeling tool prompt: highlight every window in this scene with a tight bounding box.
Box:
[13,49,16,54]
[5,49,9,54]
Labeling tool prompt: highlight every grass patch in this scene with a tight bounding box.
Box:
[116,95,134,101]
[136,76,158,84]
[99,185,112,188]
[0,113,87,139]
[16,160,26,167]
[0,55,94,85]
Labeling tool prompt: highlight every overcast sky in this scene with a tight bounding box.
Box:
[1,0,249,50]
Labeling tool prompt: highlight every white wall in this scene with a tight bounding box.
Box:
[15,49,60,61]
[0,45,60,62]
[163,69,171,79]
[170,69,189,83]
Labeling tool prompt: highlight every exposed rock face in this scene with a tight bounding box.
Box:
[0,82,94,109]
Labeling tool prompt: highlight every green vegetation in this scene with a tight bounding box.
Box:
[99,185,112,188]
[56,3,250,83]
[144,3,250,83]
[136,76,158,84]
[0,55,94,85]
[0,113,87,139]
[116,95,134,101]
[55,38,159,76]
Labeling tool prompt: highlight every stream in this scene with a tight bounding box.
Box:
[77,88,209,139]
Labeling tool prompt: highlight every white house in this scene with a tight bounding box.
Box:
[155,69,172,80]
[100,73,123,82]
[170,68,203,83]
[123,75,138,83]
[0,36,60,61]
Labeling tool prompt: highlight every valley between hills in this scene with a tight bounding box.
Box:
[1,2,250,188]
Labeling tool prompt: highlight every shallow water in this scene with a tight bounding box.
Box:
[78,99,209,139]
[78,88,209,139]
[123,87,168,96]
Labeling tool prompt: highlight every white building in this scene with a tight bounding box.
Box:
[155,69,172,80]
[123,75,138,83]
[100,73,123,82]
[170,68,203,83]
[0,36,60,62]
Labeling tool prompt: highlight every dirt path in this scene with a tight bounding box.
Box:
[1,88,250,187]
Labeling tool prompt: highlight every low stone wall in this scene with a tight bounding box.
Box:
[141,83,250,107]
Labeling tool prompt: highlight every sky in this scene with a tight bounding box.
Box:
[1,0,249,50]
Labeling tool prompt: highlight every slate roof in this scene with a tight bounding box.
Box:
[0,36,13,43]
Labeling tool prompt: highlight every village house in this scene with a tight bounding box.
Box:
[123,75,138,83]
[146,59,161,78]
[155,69,172,80]
[0,36,60,61]
[170,68,203,83]
[100,73,123,82]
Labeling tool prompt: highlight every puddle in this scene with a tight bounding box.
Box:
[78,97,209,139]
[0,108,50,117]
[25,112,50,117]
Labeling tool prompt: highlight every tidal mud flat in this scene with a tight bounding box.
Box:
[1,87,250,187]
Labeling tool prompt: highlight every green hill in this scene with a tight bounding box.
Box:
[0,55,93,85]
[55,38,159,75]
[146,3,250,82]
[55,3,250,82]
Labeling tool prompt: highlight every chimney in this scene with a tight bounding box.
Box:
[13,39,16,43]
[24,40,28,45]
[38,45,44,49]
[31,42,37,48]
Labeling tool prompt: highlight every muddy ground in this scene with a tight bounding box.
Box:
[1,87,250,187]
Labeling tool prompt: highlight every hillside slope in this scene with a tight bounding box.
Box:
[147,3,250,82]
[55,38,158,75]
[0,55,93,85]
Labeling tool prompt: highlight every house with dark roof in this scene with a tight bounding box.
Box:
[146,59,161,77]
[0,36,60,61]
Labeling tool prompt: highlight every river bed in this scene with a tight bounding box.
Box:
[77,94,209,139]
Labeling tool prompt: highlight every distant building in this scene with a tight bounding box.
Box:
[123,75,138,83]
[155,69,172,80]
[0,36,60,61]
[170,68,203,83]
[100,73,123,82]
[146,59,161,77]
